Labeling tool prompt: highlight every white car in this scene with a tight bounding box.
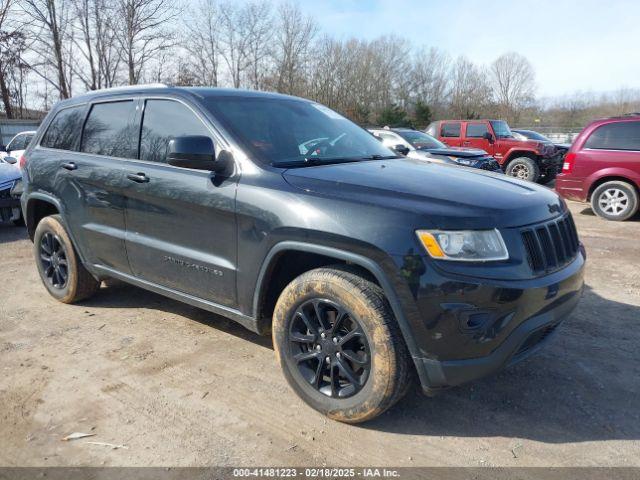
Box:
[0,130,36,165]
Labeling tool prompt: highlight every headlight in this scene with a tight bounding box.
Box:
[454,158,475,166]
[416,229,509,261]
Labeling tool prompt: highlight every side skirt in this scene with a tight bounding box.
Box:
[93,265,260,334]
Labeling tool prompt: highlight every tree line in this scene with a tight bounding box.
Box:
[0,0,638,128]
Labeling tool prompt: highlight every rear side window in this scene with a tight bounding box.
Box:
[41,107,85,150]
[584,121,640,151]
[81,101,137,158]
[441,123,461,138]
[140,99,211,163]
[466,123,489,138]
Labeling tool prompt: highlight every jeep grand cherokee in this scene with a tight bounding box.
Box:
[21,86,585,423]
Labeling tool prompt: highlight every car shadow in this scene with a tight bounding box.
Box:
[83,281,274,350]
[361,284,640,444]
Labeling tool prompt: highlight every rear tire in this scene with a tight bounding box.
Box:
[591,181,639,221]
[33,214,99,303]
[272,266,413,423]
[506,157,540,182]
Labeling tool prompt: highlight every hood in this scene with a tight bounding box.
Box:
[419,146,488,158]
[282,158,565,229]
[0,163,22,186]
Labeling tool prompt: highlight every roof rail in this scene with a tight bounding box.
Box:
[90,83,171,93]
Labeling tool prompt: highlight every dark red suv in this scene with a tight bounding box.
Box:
[427,119,559,183]
[555,115,640,221]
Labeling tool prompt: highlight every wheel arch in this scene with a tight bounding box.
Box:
[252,242,423,368]
[587,173,640,201]
[25,193,63,241]
[504,149,539,164]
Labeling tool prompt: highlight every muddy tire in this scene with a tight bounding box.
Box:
[272,266,413,423]
[506,156,540,182]
[33,214,99,303]
[591,181,639,221]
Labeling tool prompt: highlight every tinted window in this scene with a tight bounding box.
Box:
[585,122,640,151]
[466,123,489,138]
[81,101,137,158]
[140,100,211,163]
[441,123,461,137]
[204,97,395,166]
[41,107,85,150]
[490,120,513,138]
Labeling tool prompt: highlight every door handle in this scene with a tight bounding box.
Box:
[127,172,149,183]
[61,162,77,171]
[462,141,471,145]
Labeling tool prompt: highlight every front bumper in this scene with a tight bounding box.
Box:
[0,182,21,222]
[391,248,585,393]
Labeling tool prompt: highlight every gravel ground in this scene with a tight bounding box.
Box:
[0,201,639,467]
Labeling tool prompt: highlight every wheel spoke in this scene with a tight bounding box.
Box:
[337,357,360,386]
[311,359,324,387]
[338,327,362,346]
[330,364,338,397]
[296,310,319,336]
[342,349,367,366]
[312,300,331,331]
[294,350,321,364]
[330,310,348,334]
[290,331,316,343]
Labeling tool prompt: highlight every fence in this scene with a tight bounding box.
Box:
[0,119,42,146]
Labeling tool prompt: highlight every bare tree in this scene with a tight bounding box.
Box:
[71,0,121,90]
[449,56,491,119]
[490,52,536,123]
[271,1,317,95]
[0,0,21,117]
[114,0,176,85]
[184,0,221,87]
[409,47,450,116]
[243,1,273,90]
[22,0,74,99]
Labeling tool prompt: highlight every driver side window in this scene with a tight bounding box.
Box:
[140,99,212,164]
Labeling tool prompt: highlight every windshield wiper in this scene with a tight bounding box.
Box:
[274,155,397,168]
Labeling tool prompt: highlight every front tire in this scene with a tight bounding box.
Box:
[591,181,639,221]
[272,266,413,424]
[506,157,540,182]
[33,215,100,303]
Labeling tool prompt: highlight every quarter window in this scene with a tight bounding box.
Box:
[81,101,137,158]
[41,107,85,151]
[140,99,211,163]
[441,123,461,138]
[466,123,489,138]
[585,121,640,151]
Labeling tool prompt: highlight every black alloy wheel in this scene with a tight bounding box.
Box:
[39,232,69,289]
[289,298,371,399]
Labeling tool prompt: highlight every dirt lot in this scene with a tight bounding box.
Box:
[0,201,639,467]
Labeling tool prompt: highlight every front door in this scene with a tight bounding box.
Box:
[122,98,238,308]
[440,122,462,147]
[463,122,494,154]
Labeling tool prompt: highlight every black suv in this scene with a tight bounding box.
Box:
[21,86,585,423]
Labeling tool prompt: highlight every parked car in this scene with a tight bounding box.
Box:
[0,130,36,165]
[556,114,640,221]
[368,127,502,172]
[21,86,585,423]
[427,120,560,183]
[0,159,24,225]
[512,128,571,159]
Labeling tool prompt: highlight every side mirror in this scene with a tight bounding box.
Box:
[167,135,217,171]
[0,144,6,152]
[483,132,494,144]
[393,144,410,156]
[4,156,17,165]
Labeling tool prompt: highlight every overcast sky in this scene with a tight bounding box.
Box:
[296,0,640,98]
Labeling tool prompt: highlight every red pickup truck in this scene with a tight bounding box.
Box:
[427,119,560,183]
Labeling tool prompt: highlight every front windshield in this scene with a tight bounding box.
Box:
[203,96,397,166]
[396,130,446,149]
[490,120,514,139]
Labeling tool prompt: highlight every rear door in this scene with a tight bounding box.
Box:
[463,122,494,154]
[439,122,462,147]
[122,97,238,307]
[36,102,132,274]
